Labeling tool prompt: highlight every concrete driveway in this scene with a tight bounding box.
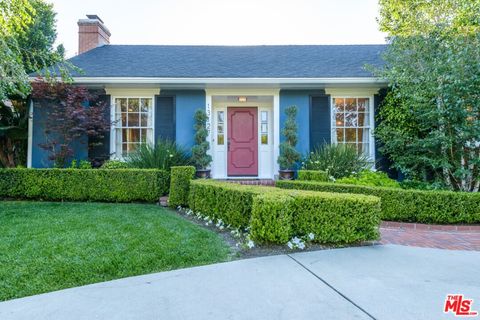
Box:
[1,245,479,320]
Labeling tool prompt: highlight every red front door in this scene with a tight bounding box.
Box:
[227,107,258,176]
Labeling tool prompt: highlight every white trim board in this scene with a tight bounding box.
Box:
[27,100,33,168]
[35,77,387,86]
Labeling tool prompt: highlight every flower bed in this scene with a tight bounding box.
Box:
[188,179,381,245]
[0,168,169,202]
[276,180,480,224]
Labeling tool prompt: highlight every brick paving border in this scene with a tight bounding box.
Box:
[381,221,480,232]
[380,222,480,251]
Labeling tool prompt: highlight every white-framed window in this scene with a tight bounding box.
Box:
[331,97,374,159]
[113,97,154,158]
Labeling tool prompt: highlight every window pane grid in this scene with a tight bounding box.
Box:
[217,111,224,145]
[261,111,268,145]
[332,97,371,157]
[115,97,153,157]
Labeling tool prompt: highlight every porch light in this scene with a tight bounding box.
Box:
[238,96,247,102]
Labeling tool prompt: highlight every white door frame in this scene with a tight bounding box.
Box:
[206,89,279,179]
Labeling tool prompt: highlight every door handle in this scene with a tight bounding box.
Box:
[227,139,231,151]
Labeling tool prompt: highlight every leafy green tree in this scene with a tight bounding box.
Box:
[17,0,65,75]
[375,0,480,191]
[0,0,35,100]
[278,105,301,170]
[0,0,68,167]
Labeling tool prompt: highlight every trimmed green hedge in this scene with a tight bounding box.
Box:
[250,190,380,244]
[169,166,196,208]
[188,180,276,228]
[0,168,169,202]
[297,170,329,181]
[290,191,380,243]
[250,193,294,243]
[189,179,381,244]
[276,180,480,224]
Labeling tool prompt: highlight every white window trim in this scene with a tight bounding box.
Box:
[330,95,375,162]
[110,95,156,160]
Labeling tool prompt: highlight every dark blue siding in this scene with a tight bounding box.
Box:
[31,100,88,168]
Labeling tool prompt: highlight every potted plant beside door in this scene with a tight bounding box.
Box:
[192,109,212,178]
[277,105,301,180]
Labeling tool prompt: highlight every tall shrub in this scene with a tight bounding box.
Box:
[278,105,301,170]
[374,0,480,191]
[191,109,212,170]
[302,144,369,179]
[126,139,191,171]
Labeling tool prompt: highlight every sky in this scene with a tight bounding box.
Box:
[48,0,387,57]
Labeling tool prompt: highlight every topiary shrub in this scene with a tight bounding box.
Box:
[191,109,212,171]
[337,170,400,188]
[0,168,169,202]
[302,144,370,179]
[169,166,196,208]
[278,105,301,170]
[297,170,329,181]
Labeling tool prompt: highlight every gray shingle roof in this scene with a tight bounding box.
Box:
[65,44,386,78]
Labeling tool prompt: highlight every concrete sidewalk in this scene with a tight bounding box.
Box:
[1,245,479,320]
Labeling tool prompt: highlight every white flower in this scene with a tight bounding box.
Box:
[169,154,174,158]
[308,233,315,240]
[287,241,293,249]
[246,240,255,249]
[298,242,306,250]
[329,176,336,182]
[292,236,301,244]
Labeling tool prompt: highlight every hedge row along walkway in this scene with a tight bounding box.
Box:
[380,222,480,251]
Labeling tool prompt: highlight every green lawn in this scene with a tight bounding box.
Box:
[0,201,232,301]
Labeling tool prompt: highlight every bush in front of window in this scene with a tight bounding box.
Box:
[276,180,480,224]
[0,168,169,202]
[100,160,130,169]
[297,170,329,182]
[336,170,400,188]
[169,166,196,208]
[302,144,370,179]
[126,139,191,171]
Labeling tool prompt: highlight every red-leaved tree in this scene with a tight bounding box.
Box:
[32,80,110,168]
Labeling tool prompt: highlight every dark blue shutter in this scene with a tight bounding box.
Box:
[374,89,397,177]
[309,95,331,150]
[155,95,176,141]
[88,93,111,167]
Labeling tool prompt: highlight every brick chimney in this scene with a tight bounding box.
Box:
[77,15,111,55]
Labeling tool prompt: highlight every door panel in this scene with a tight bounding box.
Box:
[227,107,258,176]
